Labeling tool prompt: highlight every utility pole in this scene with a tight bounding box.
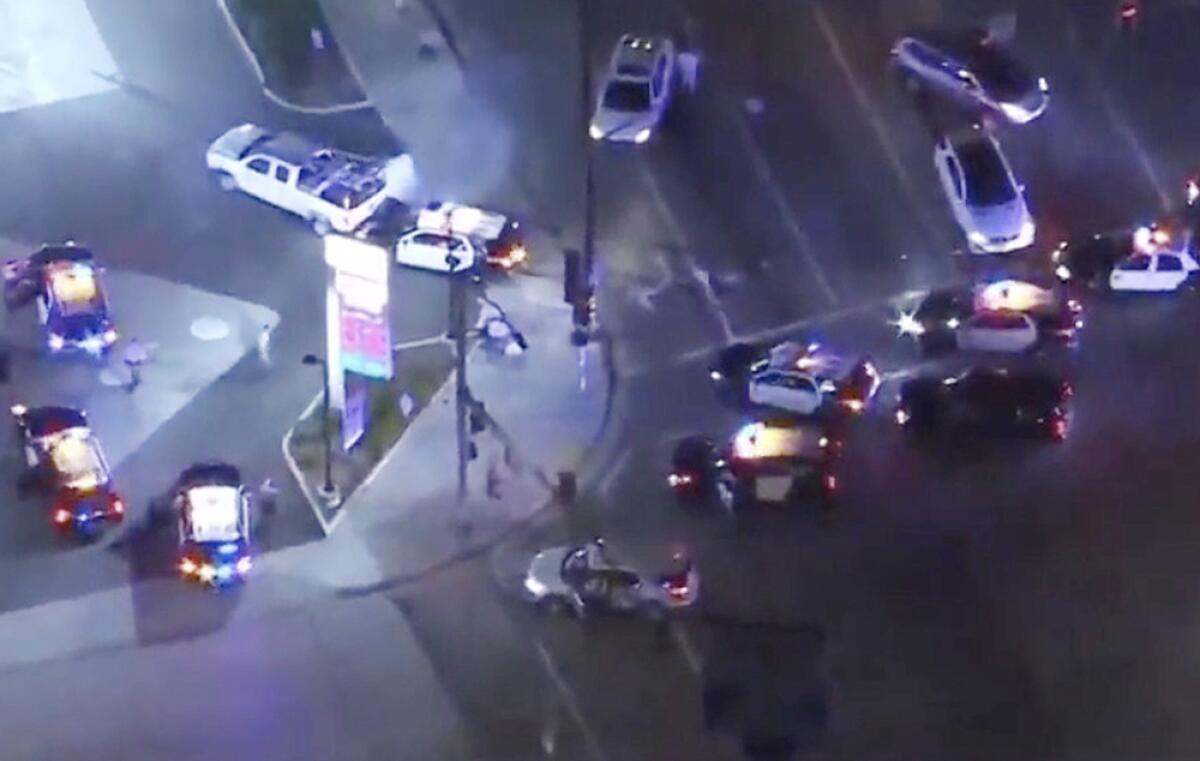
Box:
[447,251,470,522]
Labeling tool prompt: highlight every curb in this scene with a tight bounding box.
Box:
[214,0,373,115]
[280,392,335,535]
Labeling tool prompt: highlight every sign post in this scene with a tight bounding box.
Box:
[323,234,393,418]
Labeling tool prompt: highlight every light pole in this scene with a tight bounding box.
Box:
[301,353,337,501]
[445,251,471,520]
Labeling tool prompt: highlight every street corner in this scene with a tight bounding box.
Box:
[281,340,455,535]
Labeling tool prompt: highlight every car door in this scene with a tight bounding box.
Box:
[1109,254,1155,291]
[778,374,821,414]
[1151,253,1188,291]
[748,370,780,407]
[935,142,967,221]
[270,163,294,207]
[238,156,273,201]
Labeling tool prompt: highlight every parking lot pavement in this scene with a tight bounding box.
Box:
[0,593,475,761]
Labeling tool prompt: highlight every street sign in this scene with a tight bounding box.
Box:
[325,235,393,381]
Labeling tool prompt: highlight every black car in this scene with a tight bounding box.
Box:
[1052,232,1131,290]
[895,367,1071,441]
[708,342,768,385]
[905,287,975,354]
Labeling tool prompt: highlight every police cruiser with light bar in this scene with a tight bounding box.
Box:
[172,462,253,587]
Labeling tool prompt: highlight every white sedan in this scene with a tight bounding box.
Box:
[1109,250,1198,292]
[394,230,476,273]
[747,369,826,415]
[589,35,676,144]
[935,128,1035,254]
[955,310,1039,353]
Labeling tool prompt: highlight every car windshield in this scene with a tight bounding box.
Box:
[47,431,107,490]
[973,48,1035,100]
[959,139,1016,206]
[603,80,651,112]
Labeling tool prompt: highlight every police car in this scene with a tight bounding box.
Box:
[726,341,879,416]
[206,123,417,235]
[1054,223,1199,293]
[3,244,117,356]
[935,127,1035,254]
[589,35,676,144]
[895,367,1072,442]
[390,202,528,273]
[892,29,1049,123]
[523,538,698,619]
[172,462,253,587]
[12,404,124,536]
[670,420,840,513]
[897,278,1083,354]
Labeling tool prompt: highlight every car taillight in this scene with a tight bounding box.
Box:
[841,397,865,414]
[823,473,838,492]
[179,557,198,575]
[1061,383,1073,399]
[110,498,124,515]
[1051,416,1068,441]
[53,508,72,525]
[666,583,690,599]
[668,472,693,487]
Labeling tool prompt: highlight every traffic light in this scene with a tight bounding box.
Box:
[564,249,581,305]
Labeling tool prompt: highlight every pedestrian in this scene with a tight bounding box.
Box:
[123,338,148,392]
[259,476,280,513]
[486,453,504,500]
[677,50,700,95]
[257,323,272,367]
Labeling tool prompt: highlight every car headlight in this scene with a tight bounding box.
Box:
[945,317,960,330]
[102,328,118,344]
[1000,102,1031,123]
[589,124,604,140]
[634,128,652,144]
[1055,264,1072,282]
[198,564,216,581]
[524,575,548,597]
[47,333,65,351]
[895,408,910,425]
[967,231,988,247]
[668,472,693,487]
[179,558,197,575]
[709,369,723,381]
[1038,76,1049,94]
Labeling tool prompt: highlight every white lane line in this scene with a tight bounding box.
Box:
[535,641,611,761]
[809,1,949,247]
[1090,70,1173,213]
[598,447,634,500]
[618,281,954,379]
[723,99,841,308]
[672,624,703,675]
[636,163,737,343]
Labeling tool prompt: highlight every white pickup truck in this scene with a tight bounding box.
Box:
[205,123,418,235]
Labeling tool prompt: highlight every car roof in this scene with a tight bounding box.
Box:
[956,367,1063,399]
[613,35,663,78]
[729,419,828,461]
[31,244,95,267]
[178,461,242,489]
[258,132,323,166]
[22,405,87,437]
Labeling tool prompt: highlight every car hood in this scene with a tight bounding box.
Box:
[966,197,1028,237]
[591,108,656,141]
[527,547,572,590]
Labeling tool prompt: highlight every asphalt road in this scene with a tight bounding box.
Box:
[0,0,452,615]
[5,0,1200,759]
[404,0,1200,759]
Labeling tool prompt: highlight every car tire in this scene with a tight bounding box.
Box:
[216,172,237,191]
[311,217,333,236]
[541,596,569,617]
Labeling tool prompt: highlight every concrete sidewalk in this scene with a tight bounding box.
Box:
[279,259,609,591]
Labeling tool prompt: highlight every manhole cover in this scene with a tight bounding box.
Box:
[191,317,230,341]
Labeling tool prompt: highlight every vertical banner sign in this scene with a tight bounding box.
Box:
[324,236,393,381]
[341,373,369,452]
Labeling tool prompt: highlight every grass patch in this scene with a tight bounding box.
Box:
[286,344,454,505]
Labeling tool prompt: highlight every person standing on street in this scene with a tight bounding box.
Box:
[257,323,272,367]
[123,338,149,392]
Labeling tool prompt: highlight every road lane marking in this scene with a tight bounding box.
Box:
[723,99,841,307]
[809,1,949,248]
[636,163,737,342]
[535,641,611,761]
[1087,64,1172,213]
[672,624,703,675]
[598,446,634,500]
